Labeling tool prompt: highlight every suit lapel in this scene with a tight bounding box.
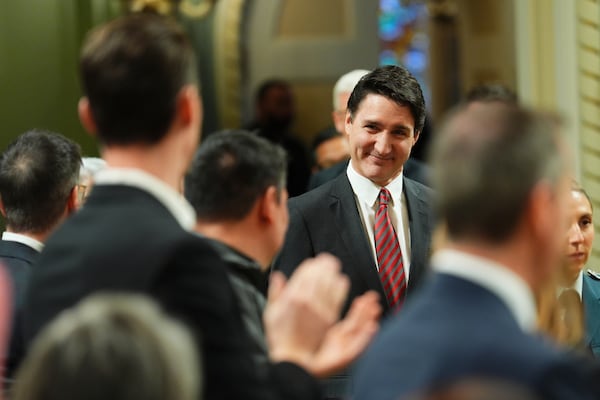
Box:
[404,178,430,293]
[328,174,387,304]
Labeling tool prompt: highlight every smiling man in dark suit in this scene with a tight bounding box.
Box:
[274,65,434,317]
[273,65,435,399]
[0,130,81,381]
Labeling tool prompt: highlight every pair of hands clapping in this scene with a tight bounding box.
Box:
[264,253,381,378]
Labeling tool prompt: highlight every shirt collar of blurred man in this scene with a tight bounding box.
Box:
[94,168,196,230]
[1,232,44,253]
[433,249,537,331]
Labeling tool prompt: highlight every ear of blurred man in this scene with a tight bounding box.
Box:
[259,185,289,262]
[78,97,97,137]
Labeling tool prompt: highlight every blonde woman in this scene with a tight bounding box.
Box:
[538,182,600,356]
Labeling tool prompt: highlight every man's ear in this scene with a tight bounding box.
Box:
[413,129,421,145]
[78,97,97,136]
[176,85,202,128]
[344,111,354,138]
[0,197,6,218]
[258,186,279,224]
[67,186,79,213]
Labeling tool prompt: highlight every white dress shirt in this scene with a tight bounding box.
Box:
[94,168,196,231]
[1,232,43,252]
[346,163,411,278]
[559,270,583,300]
[433,249,537,332]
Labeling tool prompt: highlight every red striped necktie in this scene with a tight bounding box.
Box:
[374,188,407,309]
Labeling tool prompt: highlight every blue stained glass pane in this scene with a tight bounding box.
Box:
[404,49,427,73]
[380,50,399,66]
[380,0,400,14]
[378,0,429,103]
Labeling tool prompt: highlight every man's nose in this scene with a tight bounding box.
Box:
[374,133,392,154]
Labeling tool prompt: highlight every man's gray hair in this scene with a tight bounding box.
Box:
[332,69,370,111]
[13,293,201,400]
[430,104,565,243]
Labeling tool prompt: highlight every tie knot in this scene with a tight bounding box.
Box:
[379,188,392,206]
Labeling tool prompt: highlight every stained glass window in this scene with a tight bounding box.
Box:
[379,0,430,103]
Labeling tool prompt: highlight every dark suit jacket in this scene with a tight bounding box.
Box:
[0,240,39,378]
[274,172,434,316]
[583,271,600,356]
[354,273,600,400]
[23,185,320,400]
[204,238,269,367]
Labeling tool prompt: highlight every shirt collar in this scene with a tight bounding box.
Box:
[2,232,44,252]
[432,249,537,332]
[94,168,196,231]
[559,270,583,299]
[346,162,404,207]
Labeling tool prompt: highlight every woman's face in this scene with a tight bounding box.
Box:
[564,190,595,282]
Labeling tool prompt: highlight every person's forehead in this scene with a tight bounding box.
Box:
[354,94,413,121]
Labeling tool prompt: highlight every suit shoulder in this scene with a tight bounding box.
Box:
[405,176,433,196]
[289,178,339,208]
[585,269,600,282]
[582,270,600,299]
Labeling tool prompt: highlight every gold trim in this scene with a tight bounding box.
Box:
[214,0,245,128]
[180,0,215,19]
[124,0,173,15]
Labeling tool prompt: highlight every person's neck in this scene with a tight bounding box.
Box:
[101,143,186,193]
[446,234,539,291]
[559,268,580,288]
[195,220,271,270]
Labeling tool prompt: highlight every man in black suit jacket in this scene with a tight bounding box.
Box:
[274,65,434,399]
[185,130,380,377]
[0,130,81,380]
[355,104,600,399]
[22,13,374,400]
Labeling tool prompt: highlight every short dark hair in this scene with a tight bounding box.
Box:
[431,104,564,243]
[80,13,197,145]
[0,130,81,233]
[347,65,426,133]
[185,130,287,222]
[465,83,518,104]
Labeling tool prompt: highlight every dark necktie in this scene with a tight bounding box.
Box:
[374,188,407,309]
